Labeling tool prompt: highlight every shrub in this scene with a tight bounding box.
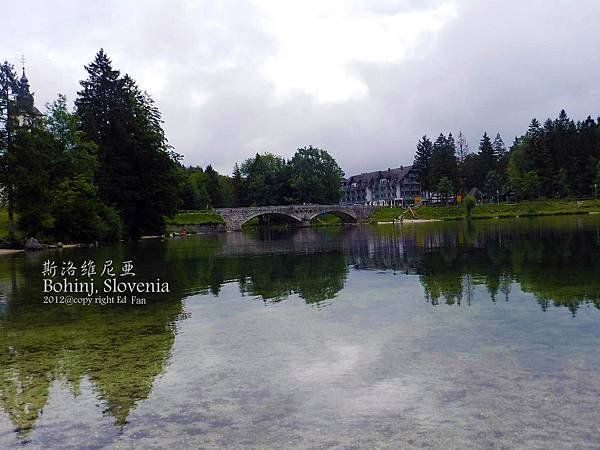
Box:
[463,195,476,218]
[98,206,123,242]
[50,176,123,243]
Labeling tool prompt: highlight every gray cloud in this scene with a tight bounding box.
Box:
[1,0,599,175]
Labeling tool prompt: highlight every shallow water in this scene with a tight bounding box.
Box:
[0,216,599,449]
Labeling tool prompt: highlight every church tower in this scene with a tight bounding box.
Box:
[14,61,42,127]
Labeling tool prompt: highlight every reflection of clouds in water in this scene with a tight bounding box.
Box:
[344,378,424,414]
[133,279,600,448]
[293,344,362,381]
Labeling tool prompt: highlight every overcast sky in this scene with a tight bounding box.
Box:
[2,0,599,175]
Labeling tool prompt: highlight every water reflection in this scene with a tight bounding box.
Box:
[0,215,599,439]
[0,248,185,435]
[163,216,600,313]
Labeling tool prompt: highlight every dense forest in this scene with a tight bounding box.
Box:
[413,111,600,200]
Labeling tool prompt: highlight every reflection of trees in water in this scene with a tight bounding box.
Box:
[170,250,349,305]
[0,235,349,435]
[162,218,600,313]
[0,303,181,434]
[0,302,182,435]
[238,254,347,305]
[0,247,185,436]
[408,218,600,313]
[161,228,350,305]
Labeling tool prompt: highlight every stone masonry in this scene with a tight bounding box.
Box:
[214,204,376,231]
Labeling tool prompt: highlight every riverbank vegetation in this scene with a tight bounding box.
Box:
[369,199,600,222]
[311,214,343,226]
[167,212,225,226]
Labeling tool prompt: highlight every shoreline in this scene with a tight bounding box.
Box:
[0,249,24,255]
[1,206,599,254]
[376,210,600,224]
[368,200,600,223]
[377,219,440,224]
[0,243,83,256]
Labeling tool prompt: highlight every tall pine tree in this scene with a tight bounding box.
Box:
[75,50,180,238]
[430,133,458,189]
[478,132,496,182]
[412,135,433,193]
[492,133,506,160]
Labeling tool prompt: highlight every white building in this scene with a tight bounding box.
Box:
[340,166,421,206]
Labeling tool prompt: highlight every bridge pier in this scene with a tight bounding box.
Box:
[226,221,243,232]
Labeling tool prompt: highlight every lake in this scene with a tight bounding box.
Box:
[1,215,599,449]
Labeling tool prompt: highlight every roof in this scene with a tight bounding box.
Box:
[343,166,413,185]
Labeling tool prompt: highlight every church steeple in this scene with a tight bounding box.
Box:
[20,67,30,90]
[17,56,34,114]
[14,57,41,125]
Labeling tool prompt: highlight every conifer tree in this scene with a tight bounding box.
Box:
[232,163,245,206]
[76,49,180,238]
[478,132,496,180]
[430,133,458,188]
[576,116,599,195]
[492,133,506,160]
[0,62,20,240]
[412,135,433,193]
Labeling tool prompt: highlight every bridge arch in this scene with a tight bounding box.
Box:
[308,210,358,223]
[240,211,303,227]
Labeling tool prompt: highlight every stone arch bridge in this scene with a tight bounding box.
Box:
[214,204,376,231]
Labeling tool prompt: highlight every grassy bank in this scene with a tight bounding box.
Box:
[312,213,343,226]
[167,211,225,226]
[369,199,600,223]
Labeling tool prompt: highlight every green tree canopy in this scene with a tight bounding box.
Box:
[484,170,502,198]
[289,146,344,204]
[436,176,455,204]
[430,133,458,186]
[240,153,290,206]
